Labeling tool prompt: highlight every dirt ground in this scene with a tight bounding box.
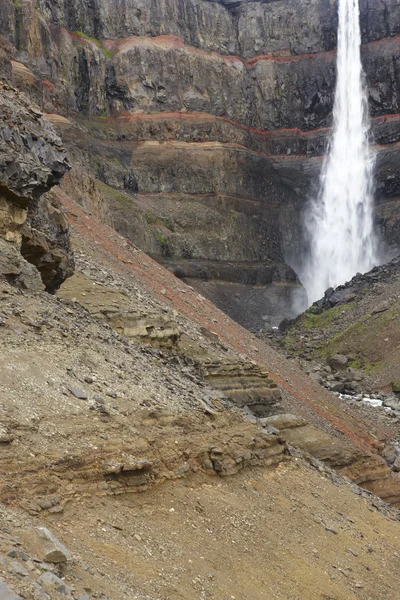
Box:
[2,462,399,600]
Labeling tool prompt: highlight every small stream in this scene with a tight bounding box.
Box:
[339,393,397,411]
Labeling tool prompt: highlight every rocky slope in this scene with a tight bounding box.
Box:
[1,189,400,598]
[272,255,400,479]
[2,0,400,326]
[1,112,400,600]
[278,255,400,396]
[1,459,399,600]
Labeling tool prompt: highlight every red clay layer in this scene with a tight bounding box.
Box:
[69,30,400,67]
[42,79,56,90]
[89,110,400,140]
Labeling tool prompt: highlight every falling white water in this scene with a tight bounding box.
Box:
[303,0,378,305]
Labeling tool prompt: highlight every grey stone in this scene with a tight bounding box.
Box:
[261,414,307,430]
[382,445,397,465]
[9,560,29,576]
[0,580,23,599]
[310,372,323,384]
[330,382,346,393]
[19,552,29,561]
[37,572,71,596]
[32,527,72,564]
[383,396,400,411]
[327,355,348,371]
[69,387,88,400]
[33,591,50,600]
[392,456,400,473]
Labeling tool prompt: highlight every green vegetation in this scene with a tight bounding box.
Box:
[144,212,158,226]
[348,358,381,375]
[300,302,355,330]
[97,181,134,207]
[74,31,115,59]
[144,212,175,232]
[323,307,397,354]
[159,215,176,232]
[154,231,167,246]
[142,212,175,256]
[283,305,355,353]
[283,298,400,381]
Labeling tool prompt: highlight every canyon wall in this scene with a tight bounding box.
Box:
[2,0,399,324]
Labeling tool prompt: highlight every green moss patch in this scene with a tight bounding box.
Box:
[97,181,133,206]
[300,302,355,330]
[74,31,115,59]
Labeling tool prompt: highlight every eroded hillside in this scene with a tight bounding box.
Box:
[1,226,400,599]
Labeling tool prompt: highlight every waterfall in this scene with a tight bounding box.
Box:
[303,0,378,305]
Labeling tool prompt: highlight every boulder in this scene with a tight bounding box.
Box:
[26,527,72,564]
[327,354,348,371]
[383,396,400,411]
[38,572,72,596]
[382,445,397,466]
[261,414,307,430]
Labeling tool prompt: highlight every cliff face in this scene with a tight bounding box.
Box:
[0,79,72,291]
[2,0,399,324]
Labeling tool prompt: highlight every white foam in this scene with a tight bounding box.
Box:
[339,393,385,409]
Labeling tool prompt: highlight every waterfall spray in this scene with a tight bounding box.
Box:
[303,0,378,305]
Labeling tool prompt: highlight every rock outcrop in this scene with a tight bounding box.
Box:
[262,413,400,505]
[59,272,181,347]
[0,81,72,290]
[202,360,282,417]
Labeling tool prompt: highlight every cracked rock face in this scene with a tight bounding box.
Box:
[0,84,68,202]
[0,82,72,290]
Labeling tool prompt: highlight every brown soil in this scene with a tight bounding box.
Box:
[44,463,400,600]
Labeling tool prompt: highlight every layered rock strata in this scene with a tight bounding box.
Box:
[59,272,181,347]
[263,413,400,505]
[1,0,400,321]
[202,360,282,417]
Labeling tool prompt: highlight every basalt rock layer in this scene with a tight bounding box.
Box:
[0,81,72,290]
[1,0,400,322]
